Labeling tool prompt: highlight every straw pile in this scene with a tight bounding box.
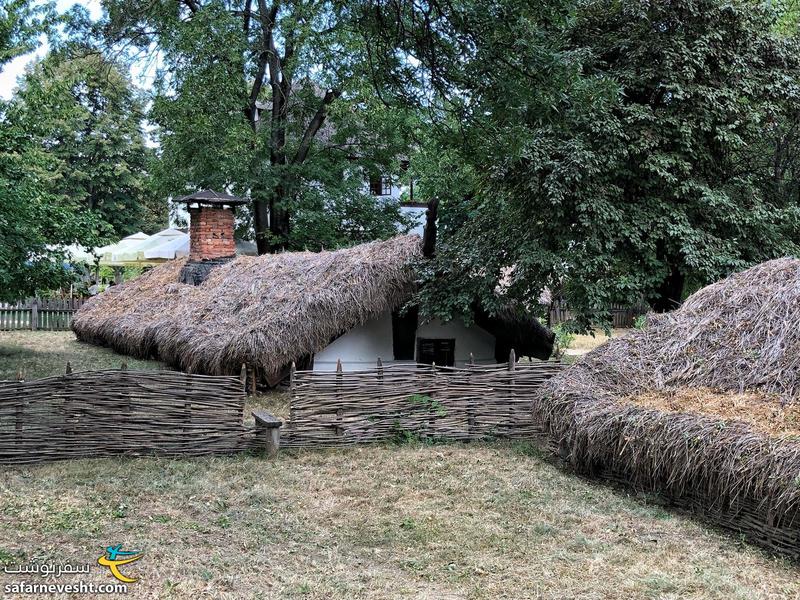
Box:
[538,258,800,556]
[73,235,422,382]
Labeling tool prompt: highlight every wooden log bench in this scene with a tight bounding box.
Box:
[252,411,282,457]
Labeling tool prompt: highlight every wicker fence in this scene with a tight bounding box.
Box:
[0,369,254,464]
[284,358,565,448]
[0,298,86,331]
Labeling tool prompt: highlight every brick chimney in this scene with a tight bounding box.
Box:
[177,189,247,284]
[188,205,237,261]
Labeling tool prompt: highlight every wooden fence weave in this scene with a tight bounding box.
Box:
[285,360,565,448]
[0,369,254,464]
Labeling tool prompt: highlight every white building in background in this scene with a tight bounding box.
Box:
[313,312,497,372]
[170,175,427,240]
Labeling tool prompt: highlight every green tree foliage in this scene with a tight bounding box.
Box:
[0,2,92,300]
[0,107,100,300]
[7,50,165,237]
[369,0,800,327]
[0,0,51,68]
[104,0,415,252]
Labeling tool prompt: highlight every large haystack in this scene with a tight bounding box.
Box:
[73,236,421,382]
[539,258,800,557]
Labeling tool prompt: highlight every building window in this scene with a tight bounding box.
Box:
[369,174,392,196]
[392,307,418,360]
[416,338,455,367]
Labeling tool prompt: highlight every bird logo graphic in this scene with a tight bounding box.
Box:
[97,545,143,583]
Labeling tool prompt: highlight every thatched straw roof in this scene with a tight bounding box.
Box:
[537,258,800,556]
[73,235,422,382]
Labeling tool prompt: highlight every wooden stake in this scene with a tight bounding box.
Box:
[250,366,257,396]
[240,364,248,394]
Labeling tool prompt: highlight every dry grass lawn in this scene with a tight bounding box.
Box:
[0,330,166,381]
[1,444,799,599]
[0,332,798,599]
[567,328,631,354]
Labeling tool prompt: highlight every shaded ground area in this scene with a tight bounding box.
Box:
[0,331,167,380]
[625,387,800,438]
[0,332,797,598]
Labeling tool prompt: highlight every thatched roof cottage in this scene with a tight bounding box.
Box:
[72,193,553,385]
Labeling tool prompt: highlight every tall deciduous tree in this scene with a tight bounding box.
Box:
[105,0,414,253]
[7,50,164,237]
[0,1,98,300]
[366,0,800,327]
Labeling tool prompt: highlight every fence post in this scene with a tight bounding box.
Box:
[335,359,343,438]
[250,366,257,396]
[63,361,75,439]
[184,369,192,439]
[30,299,38,331]
[15,369,25,433]
[240,364,248,395]
[467,354,475,440]
[508,349,517,436]
[120,361,132,423]
[289,362,296,435]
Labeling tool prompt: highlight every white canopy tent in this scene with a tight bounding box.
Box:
[107,229,188,265]
[60,230,190,267]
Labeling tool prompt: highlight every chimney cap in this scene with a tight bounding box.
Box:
[177,189,248,207]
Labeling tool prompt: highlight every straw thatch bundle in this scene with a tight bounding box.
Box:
[73,235,422,382]
[538,258,800,555]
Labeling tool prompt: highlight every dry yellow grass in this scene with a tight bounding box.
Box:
[568,328,631,353]
[624,387,800,438]
[1,443,799,599]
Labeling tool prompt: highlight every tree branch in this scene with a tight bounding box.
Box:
[246,0,280,129]
[292,88,341,165]
[242,0,253,34]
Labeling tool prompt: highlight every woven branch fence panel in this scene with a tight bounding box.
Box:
[0,370,255,465]
[285,360,565,448]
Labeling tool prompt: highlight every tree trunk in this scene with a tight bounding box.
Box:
[651,263,685,313]
[253,199,271,255]
[268,184,290,252]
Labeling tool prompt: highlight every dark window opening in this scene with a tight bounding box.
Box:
[392,307,419,360]
[416,338,455,367]
[369,174,392,196]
